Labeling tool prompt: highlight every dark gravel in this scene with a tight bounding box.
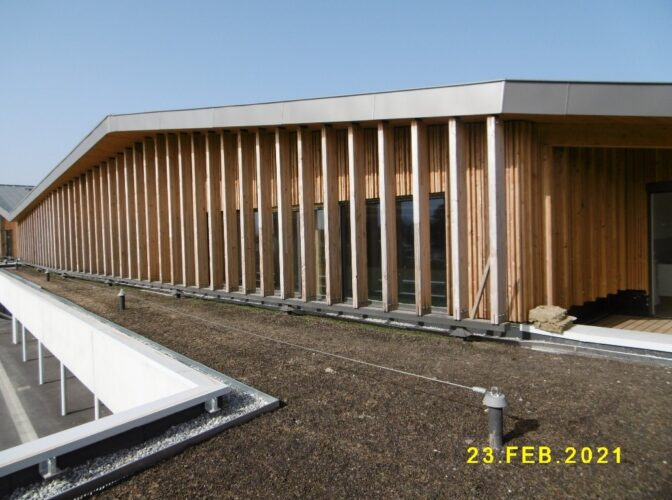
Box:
[13,269,672,499]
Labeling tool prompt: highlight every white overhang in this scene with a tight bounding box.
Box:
[8,80,672,220]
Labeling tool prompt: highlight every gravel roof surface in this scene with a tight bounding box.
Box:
[13,268,672,499]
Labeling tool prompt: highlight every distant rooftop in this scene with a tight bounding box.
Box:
[0,185,33,219]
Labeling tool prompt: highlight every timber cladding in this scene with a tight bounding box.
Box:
[14,119,672,324]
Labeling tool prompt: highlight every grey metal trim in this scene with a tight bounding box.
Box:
[9,80,672,220]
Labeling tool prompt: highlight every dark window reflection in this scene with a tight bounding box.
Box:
[429,196,447,307]
[340,202,352,300]
[315,207,326,298]
[293,209,301,294]
[367,201,382,301]
[396,198,415,304]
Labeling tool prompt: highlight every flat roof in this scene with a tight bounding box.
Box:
[8,80,672,220]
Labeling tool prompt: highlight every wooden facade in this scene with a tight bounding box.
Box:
[11,90,672,325]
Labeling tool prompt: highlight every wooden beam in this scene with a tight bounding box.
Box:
[449,119,469,319]
[348,124,368,308]
[206,131,224,290]
[178,133,195,286]
[191,132,210,288]
[55,188,62,269]
[377,121,398,312]
[238,130,256,293]
[255,130,274,296]
[155,135,170,283]
[486,116,508,324]
[221,131,239,292]
[98,163,109,275]
[144,137,159,282]
[77,175,86,273]
[411,120,431,315]
[85,172,94,273]
[134,143,147,281]
[67,182,74,270]
[166,134,182,285]
[106,158,118,277]
[298,127,316,302]
[541,145,555,305]
[115,154,128,278]
[321,125,341,304]
[124,148,137,279]
[276,128,295,299]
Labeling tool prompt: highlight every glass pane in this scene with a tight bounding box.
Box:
[293,209,302,293]
[315,208,326,298]
[396,198,415,304]
[272,211,280,290]
[367,201,382,301]
[340,203,352,300]
[429,196,447,307]
[652,192,672,316]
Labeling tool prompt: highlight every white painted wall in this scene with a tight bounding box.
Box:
[0,271,207,413]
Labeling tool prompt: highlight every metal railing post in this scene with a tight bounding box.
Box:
[60,361,67,416]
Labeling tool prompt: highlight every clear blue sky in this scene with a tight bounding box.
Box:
[1,0,670,186]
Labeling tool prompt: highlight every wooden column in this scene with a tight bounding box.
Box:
[191,133,209,288]
[297,127,316,302]
[321,125,341,304]
[348,124,367,308]
[178,133,195,286]
[486,116,507,324]
[65,184,73,270]
[256,130,274,296]
[276,128,294,299]
[206,132,224,290]
[55,188,62,269]
[107,158,118,277]
[541,144,555,305]
[221,131,239,292]
[449,119,468,319]
[76,177,84,272]
[84,174,93,272]
[134,143,147,281]
[411,120,431,315]
[124,148,137,279]
[115,154,128,278]
[98,164,109,275]
[377,122,398,312]
[144,137,159,282]
[155,135,170,283]
[237,130,255,293]
[93,167,103,274]
[166,134,182,285]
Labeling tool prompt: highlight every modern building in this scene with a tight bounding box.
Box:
[0,185,33,258]
[5,81,672,330]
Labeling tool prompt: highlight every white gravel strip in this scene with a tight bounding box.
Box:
[10,390,268,499]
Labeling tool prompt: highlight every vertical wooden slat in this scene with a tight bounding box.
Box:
[66,183,73,270]
[322,125,341,304]
[179,133,195,286]
[378,122,398,312]
[134,143,147,281]
[83,173,93,272]
[144,137,159,282]
[411,120,431,315]
[298,127,316,301]
[276,128,294,299]
[238,130,256,293]
[115,154,128,278]
[92,167,102,274]
[124,148,137,279]
[449,119,468,319]
[348,124,368,307]
[166,134,182,285]
[486,116,507,324]
[206,131,224,290]
[256,130,274,295]
[107,158,118,277]
[221,131,240,292]
[155,135,170,283]
[55,188,62,269]
[98,164,109,275]
[77,176,86,272]
[191,133,209,288]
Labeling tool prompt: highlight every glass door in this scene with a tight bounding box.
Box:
[650,191,672,317]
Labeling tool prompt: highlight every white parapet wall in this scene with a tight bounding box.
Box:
[0,270,207,412]
[0,269,235,479]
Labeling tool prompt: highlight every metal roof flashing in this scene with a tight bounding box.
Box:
[8,80,672,221]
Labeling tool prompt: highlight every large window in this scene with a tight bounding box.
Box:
[366,201,382,301]
[315,207,326,299]
[429,195,447,308]
[293,209,302,294]
[340,203,352,300]
[254,209,260,289]
[396,198,415,304]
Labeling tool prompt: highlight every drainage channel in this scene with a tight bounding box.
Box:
[0,270,279,498]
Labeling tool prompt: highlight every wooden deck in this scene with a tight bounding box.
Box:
[593,315,672,334]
